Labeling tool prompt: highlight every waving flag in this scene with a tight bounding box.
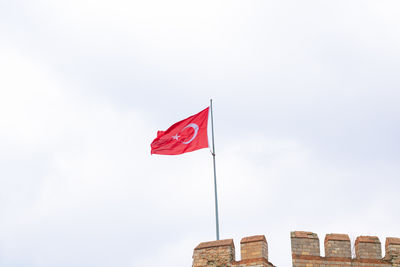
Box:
[151,107,209,155]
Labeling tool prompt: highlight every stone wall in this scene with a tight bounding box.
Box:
[291,231,400,267]
[192,235,275,267]
[192,232,400,267]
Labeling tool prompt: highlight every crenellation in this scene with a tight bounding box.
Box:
[240,235,268,261]
[290,231,320,256]
[192,232,399,267]
[324,233,351,258]
[355,236,382,260]
[193,236,274,267]
[385,238,400,266]
[193,239,235,267]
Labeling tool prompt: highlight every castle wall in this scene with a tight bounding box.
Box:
[291,231,400,267]
[192,231,400,267]
[192,235,275,267]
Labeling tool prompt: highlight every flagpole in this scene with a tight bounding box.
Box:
[210,99,220,240]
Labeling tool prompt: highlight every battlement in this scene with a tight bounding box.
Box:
[324,233,351,258]
[291,231,400,267]
[192,235,275,267]
[192,232,400,267]
[290,231,320,256]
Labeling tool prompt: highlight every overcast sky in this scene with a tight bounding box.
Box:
[1,1,400,266]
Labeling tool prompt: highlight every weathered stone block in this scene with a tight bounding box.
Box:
[355,236,382,259]
[291,231,320,256]
[324,233,351,258]
[240,235,268,261]
[193,239,235,267]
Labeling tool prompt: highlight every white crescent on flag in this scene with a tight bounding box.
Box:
[181,123,199,144]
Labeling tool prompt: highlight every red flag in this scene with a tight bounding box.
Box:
[151,107,209,155]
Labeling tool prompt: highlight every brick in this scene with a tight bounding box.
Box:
[355,236,382,260]
[324,234,351,258]
[240,235,268,261]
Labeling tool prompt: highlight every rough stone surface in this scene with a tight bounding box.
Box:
[291,231,320,256]
[193,239,235,267]
[240,235,268,261]
[324,233,351,258]
[385,238,400,267]
[355,236,382,259]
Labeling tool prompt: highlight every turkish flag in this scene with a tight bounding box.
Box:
[151,107,209,155]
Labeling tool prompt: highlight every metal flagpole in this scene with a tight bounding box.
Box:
[210,99,220,240]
